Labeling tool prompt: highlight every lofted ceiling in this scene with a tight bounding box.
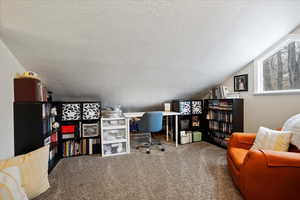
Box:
[1,0,300,110]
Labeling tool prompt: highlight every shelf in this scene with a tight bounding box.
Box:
[61,138,83,142]
[82,136,100,139]
[208,108,232,111]
[102,125,127,130]
[60,120,81,122]
[208,129,232,134]
[207,119,232,123]
[102,117,125,121]
[102,152,129,157]
[61,136,101,141]
[102,139,127,144]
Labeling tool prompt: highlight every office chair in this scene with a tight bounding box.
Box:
[136,112,164,154]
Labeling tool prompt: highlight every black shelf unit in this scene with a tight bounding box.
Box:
[54,101,101,158]
[14,102,59,172]
[204,99,244,148]
[172,99,205,144]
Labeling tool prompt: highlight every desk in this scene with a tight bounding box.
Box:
[123,112,180,147]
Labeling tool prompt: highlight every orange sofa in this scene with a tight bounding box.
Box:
[227,132,300,200]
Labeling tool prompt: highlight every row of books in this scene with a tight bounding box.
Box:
[206,110,232,123]
[209,121,232,133]
[49,145,58,161]
[42,116,55,136]
[62,138,101,157]
[208,100,233,111]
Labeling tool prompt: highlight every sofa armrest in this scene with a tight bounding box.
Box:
[262,150,300,167]
[240,150,300,199]
[228,132,256,150]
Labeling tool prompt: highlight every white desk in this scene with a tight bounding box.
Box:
[123,112,180,147]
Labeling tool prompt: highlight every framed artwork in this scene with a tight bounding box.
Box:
[62,103,81,121]
[82,123,99,138]
[83,103,100,120]
[192,101,202,114]
[179,101,191,115]
[234,74,248,92]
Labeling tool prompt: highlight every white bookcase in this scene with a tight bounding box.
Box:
[101,117,130,157]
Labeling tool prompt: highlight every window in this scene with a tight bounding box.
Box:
[254,35,300,94]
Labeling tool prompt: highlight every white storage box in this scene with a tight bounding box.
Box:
[180,131,192,144]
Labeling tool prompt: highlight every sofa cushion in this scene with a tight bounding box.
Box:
[251,127,292,152]
[0,166,28,200]
[283,114,300,149]
[0,145,50,199]
[228,147,248,170]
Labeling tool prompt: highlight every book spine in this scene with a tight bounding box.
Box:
[89,139,93,155]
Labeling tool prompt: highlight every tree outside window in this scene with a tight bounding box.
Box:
[262,41,300,91]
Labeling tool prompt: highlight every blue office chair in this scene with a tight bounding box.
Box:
[136,112,164,154]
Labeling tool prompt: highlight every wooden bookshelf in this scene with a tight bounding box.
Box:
[204,99,244,148]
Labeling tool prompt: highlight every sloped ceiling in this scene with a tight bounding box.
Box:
[1,0,300,110]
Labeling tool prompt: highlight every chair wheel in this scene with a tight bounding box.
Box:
[161,148,165,152]
[146,150,151,154]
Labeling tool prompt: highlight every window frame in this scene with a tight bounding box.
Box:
[254,34,300,95]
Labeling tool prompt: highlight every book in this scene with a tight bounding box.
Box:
[89,139,93,155]
[62,134,74,139]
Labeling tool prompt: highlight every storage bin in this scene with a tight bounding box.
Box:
[180,131,192,144]
[103,142,127,156]
[193,131,202,142]
[102,119,126,127]
[102,129,127,142]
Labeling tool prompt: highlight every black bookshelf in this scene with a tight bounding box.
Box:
[14,102,59,172]
[204,99,244,148]
[54,101,101,158]
[172,100,205,144]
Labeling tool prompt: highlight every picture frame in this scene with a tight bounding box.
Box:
[82,123,99,138]
[234,74,248,92]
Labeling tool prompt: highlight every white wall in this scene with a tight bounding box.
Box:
[223,62,300,133]
[0,39,25,160]
[222,26,300,132]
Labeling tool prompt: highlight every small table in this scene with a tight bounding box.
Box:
[123,112,180,147]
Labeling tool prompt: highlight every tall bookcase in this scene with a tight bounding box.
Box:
[204,99,244,148]
[172,100,205,144]
[14,102,59,172]
[55,101,101,157]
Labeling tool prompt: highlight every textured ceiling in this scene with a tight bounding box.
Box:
[1,0,300,110]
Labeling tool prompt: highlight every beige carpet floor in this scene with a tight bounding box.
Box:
[35,142,242,200]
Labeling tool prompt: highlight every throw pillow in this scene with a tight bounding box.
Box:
[0,145,50,199]
[251,127,292,152]
[0,166,28,200]
[282,114,300,149]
